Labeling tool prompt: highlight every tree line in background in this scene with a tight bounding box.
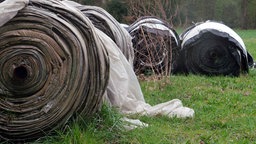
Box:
[74,0,256,29]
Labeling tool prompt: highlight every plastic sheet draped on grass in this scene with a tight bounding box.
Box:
[0,0,109,141]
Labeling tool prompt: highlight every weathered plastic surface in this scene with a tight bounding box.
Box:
[0,0,109,141]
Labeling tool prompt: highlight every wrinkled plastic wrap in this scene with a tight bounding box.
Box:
[97,29,194,120]
[0,0,29,27]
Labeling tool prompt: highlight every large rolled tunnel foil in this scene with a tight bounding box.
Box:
[77,5,134,64]
[177,21,252,76]
[0,0,109,141]
[128,16,180,75]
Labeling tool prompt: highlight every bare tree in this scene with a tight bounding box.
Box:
[242,0,248,29]
[126,0,179,26]
[126,0,182,77]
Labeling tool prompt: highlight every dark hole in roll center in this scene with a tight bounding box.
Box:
[210,51,217,59]
[13,66,28,81]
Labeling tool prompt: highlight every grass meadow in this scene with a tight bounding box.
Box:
[31,29,256,144]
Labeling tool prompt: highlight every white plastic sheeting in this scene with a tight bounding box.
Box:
[97,29,194,119]
[129,17,179,45]
[0,0,28,27]
[181,21,247,54]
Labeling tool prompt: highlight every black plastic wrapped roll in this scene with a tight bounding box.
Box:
[175,21,253,76]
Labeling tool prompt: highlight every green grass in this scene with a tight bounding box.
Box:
[139,73,256,143]
[236,29,256,58]
[25,30,256,143]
